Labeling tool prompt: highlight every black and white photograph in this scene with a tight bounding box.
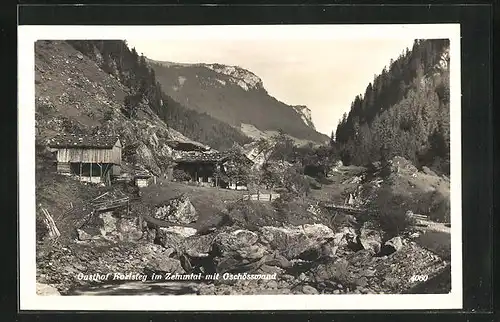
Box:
[18,24,462,311]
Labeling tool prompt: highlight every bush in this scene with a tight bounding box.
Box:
[172,168,192,182]
[367,186,416,237]
[304,175,322,190]
[226,200,281,230]
[284,167,311,198]
[303,164,326,179]
[428,196,450,223]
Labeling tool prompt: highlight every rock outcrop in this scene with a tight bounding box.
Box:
[291,105,316,130]
[153,194,198,225]
[259,224,335,260]
[77,211,142,242]
[149,59,329,144]
[383,236,403,254]
[358,223,382,255]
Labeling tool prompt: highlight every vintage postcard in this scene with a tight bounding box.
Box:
[18,24,462,310]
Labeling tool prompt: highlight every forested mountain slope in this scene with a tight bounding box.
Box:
[149,60,329,144]
[67,40,252,151]
[335,39,450,175]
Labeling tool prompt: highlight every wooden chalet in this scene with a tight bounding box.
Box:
[47,134,122,185]
[172,150,253,189]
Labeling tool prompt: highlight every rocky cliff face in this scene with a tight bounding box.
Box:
[204,63,264,91]
[291,105,315,130]
[149,60,329,144]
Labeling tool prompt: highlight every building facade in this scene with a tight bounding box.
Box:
[172,150,253,189]
[47,134,122,185]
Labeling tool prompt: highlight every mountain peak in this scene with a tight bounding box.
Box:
[203,63,263,91]
[151,60,329,144]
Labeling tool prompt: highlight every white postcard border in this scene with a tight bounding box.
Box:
[18,24,462,311]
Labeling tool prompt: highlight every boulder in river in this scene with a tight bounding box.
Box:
[159,226,197,238]
[184,233,216,256]
[144,257,186,275]
[302,285,319,294]
[78,212,142,242]
[211,228,269,274]
[358,223,382,254]
[155,229,186,250]
[259,224,335,260]
[213,229,259,255]
[381,236,403,255]
[311,258,350,285]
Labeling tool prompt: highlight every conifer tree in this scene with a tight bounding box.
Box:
[333,39,450,175]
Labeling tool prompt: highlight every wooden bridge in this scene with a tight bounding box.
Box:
[90,192,130,213]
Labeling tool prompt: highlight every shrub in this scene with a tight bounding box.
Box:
[367,186,416,237]
[172,168,192,182]
[304,175,322,190]
[226,200,281,230]
[283,167,311,198]
[428,196,450,223]
[303,164,326,179]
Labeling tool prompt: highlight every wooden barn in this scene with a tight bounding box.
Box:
[47,134,122,185]
[172,150,253,189]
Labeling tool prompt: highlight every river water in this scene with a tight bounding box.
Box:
[66,280,203,295]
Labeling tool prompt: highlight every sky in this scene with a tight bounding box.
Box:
[127,37,415,136]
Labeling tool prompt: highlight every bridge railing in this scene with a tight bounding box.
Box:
[241,192,280,202]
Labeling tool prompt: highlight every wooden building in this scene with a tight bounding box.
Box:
[47,134,122,185]
[173,150,253,189]
[134,171,154,188]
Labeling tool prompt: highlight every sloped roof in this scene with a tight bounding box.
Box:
[47,134,120,149]
[165,139,210,152]
[175,150,254,164]
[175,151,229,163]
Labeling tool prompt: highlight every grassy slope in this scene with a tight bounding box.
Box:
[35,40,129,139]
[308,164,451,258]
[35,153,109,243]
[309,165,367,204]
[414,230,451,260]
[137,179,245,230]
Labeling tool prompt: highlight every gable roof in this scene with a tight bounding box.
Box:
[165,140,210,152]
[175,151,230,163]
[47,134,120,149]
[175,150,253,164]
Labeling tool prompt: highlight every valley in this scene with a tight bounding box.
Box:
[34,39,452,297]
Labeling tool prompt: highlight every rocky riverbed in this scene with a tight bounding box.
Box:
[36,199,450,296]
